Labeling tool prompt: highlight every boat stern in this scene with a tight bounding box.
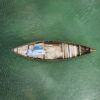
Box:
[90,48,96,52]
[81,46,96,55]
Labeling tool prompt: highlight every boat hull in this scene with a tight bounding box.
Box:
[12,41,96,60]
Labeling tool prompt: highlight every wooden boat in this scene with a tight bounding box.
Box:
[12,41,96,60]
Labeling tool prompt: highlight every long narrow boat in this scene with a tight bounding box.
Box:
[12,41,96,60]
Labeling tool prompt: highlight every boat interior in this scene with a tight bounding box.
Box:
[13,41,93,60]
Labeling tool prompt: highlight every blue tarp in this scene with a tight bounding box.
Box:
[27,44,45,57]
[33,45,43,50]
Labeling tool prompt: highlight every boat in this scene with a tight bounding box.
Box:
[12,41,96,60]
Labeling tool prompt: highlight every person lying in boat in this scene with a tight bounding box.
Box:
[26,44,45,57]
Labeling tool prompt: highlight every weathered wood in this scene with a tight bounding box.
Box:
[62,43,65,59]
[12,41,96,60]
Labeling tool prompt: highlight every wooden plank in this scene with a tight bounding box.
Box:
[79,45,81,55]
[62,43,65,59]
[65,44,69,58]
[43,42,45,60]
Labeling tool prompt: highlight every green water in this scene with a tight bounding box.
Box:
[0,0,100,100]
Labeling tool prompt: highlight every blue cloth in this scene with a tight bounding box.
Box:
[27,44,45,57]
[33,45,43,50]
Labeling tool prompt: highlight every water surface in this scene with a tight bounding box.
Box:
[0,0,100,100]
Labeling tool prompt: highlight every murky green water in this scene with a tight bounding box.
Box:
[0,0,100,100]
